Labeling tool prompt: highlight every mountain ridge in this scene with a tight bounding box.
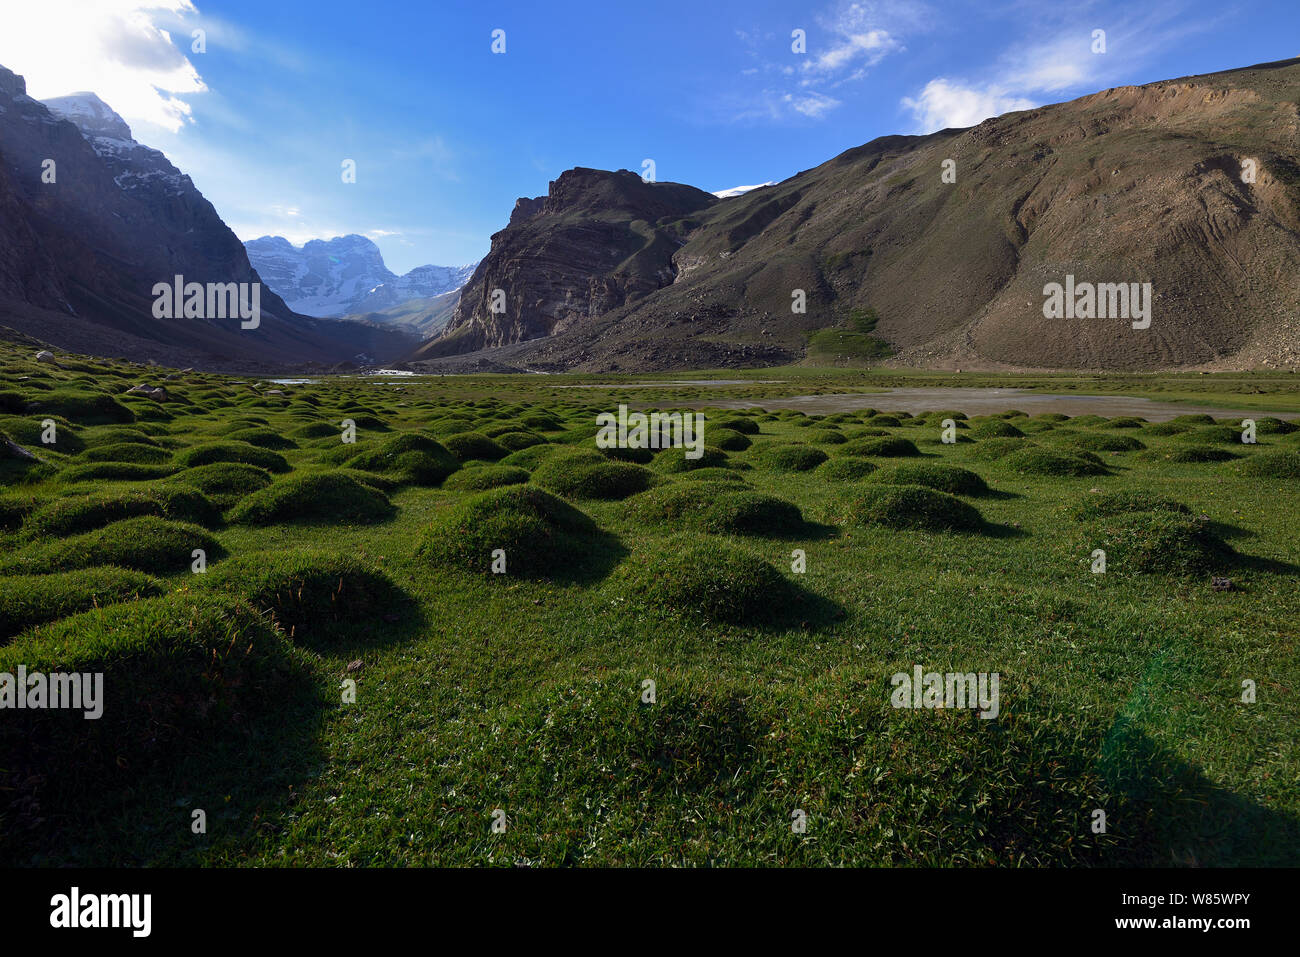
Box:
[243,232,476,318]
[411,57,1300,374]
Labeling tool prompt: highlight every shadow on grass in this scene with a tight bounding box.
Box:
[1098,714,1300,866]
[1226,549,1300,578]
[979,521,1032,539]
[4,658,330,867]
[924,700,1300,866]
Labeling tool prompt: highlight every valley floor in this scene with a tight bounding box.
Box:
[1,351,1297,866]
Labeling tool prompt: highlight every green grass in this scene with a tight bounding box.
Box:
[0,340,1297,868]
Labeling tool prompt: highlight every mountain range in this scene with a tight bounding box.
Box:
[413,57,1300,373]
[0,68,413,371]
[2,57,1298,374]
[243,233,475,319]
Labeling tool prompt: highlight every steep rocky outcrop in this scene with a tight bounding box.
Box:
[417,168,717,359]
[413,58,1300,373]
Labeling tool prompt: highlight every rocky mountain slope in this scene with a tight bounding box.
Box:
[340,288,461,338]
[0,71,412,370]
[416,168,720,360]
[412,58,1300,373]
[244,233,475,318]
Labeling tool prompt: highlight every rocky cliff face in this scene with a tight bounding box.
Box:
[418,168,716,358]
[0,68,411,369]
[414,58,1300,373]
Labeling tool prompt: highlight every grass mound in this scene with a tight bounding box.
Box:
[204,552,410,646]
[1,516,224,576]
[227,471,395,526]
[0,594,307,842]
[0,567,163,640]
[417,485,606,578]
[1001,447,1109,477]
[752,444,829,472]
[80,442,171,464]
[624,482,804,536]
[169,462,273,508]
[650,446,729,473]
[1069,490,1192,522]
[839,436,922,458]
[58,462,176,483]
[1080,512,1232,575]
[290,422,340,440]
[829,483,985,533]
[223,427,298,450]
[1142,421,1192,436]
[0,494,41,532]
[492,430,547,451]
[866,463,990,496]
[1053,432,1146,453]
[459,675,771,839]
[532,453,657,500]
[965,437,1033,461]
[442,465,531,492]
[713,417,760,435]
[344,432,460,485]
[1175,426,1245,446]
[1237,450,1300,478]
[26,390,134,424]
[815,458,878,482]
[970,420,1026,439]
[806,428,848,445]
[613,539,801,625]
[1162,446,1239,464]
[499,444,562,469]
[21,485,220,540]
[1252,417,1297,435]
[709,427,753,451]
[675,467,746,483]
[441,431,509,462]
[173,441,291,473]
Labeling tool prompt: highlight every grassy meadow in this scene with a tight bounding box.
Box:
[1,344,1298,867]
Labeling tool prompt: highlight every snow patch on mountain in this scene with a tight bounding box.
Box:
[711,182,777,199]
[244,233,476,318]
[43,92,190,196]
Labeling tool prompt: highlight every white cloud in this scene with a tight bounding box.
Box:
[901,4,1220,135]
[901,79,1037,132]
[0,0,206,133]
[804,28,900,79]
[724,0,924,123]
[786,91,842,117]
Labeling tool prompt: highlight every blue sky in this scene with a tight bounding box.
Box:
[3,1,1297,273]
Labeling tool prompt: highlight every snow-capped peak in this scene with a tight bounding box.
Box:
[244,234,478,318]
[43,92,134,143]
[712,182,777,199]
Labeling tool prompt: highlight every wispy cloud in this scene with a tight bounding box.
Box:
[901,79,1036,132]
[726,0,927,122]
[899,1,1220,133]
